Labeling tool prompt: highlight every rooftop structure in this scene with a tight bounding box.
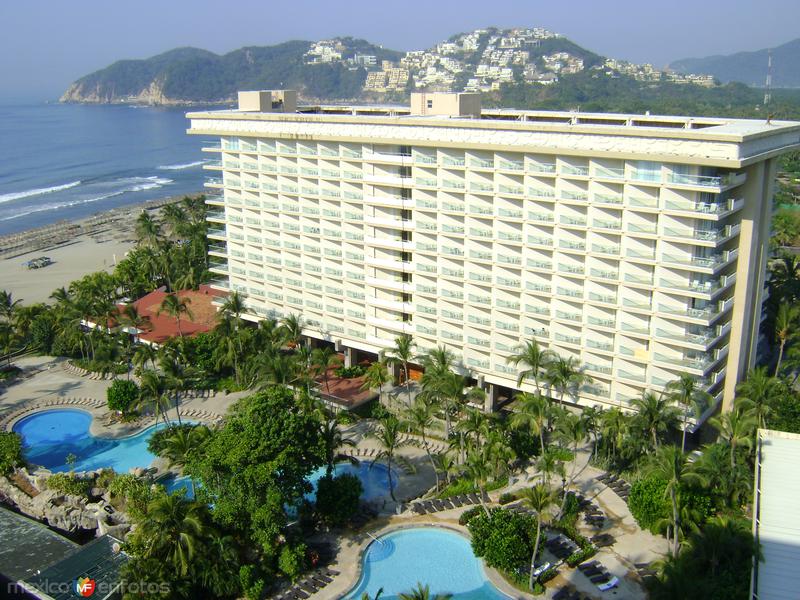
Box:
[118,284,227,345]
[188,91,800,418]
[751,429,800,599]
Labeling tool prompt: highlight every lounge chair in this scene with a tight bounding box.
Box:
[467,493,481,504]
[597,576,619,591]
[450,495,463,507]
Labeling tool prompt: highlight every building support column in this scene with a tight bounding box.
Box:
[343,347,356,368]
[484,384,500,413]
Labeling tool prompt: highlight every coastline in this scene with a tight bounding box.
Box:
[0,192,203,304]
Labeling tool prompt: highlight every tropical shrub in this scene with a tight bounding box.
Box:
[498,492,517,505]
[566,545,598,567]
[46,473,91,496]
[468,508,535,573]
[106,379,139,414]
[629,475,714,535]
[0,365,21,381]
[278,542,308,582]
[108,473,164,519]
[239,564,266,600]
[333,365,366,378]
[146,423,198,455]
[459,506,482,526]
[538,566,559,584]
[315,473,363,526]
[0,432,23,474]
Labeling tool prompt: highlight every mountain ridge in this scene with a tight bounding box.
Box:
[670,38,800,88]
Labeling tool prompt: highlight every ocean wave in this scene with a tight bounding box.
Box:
[157,160,207,171]
[0,180,82,204]
[0,176,174,222]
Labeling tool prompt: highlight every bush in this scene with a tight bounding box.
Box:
[146,423,200,456]
[468,508,535,573]
[333,365,366,379]
[498,492,517,505]
[459,506,482,526]
[278,543,308,582]
[74,359,128,375]
[0,366,21,381]
[538,566,559,584]
[107,379,139,414]
[629,475,714,535]
[566,545,598,567]
[96,469,116,488]
[439,476,508,499]
[212,375,247,393]
[108,473,164,519]
[0,432,23,474]
[239,564,266,600]
[46,473,91,497]
[315,473,363,526]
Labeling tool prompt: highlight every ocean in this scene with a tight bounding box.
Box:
[0,102,216,236]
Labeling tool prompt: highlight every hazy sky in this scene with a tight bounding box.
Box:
[1,0,798,102]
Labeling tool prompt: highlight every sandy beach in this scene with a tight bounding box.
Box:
[0,194,200,305]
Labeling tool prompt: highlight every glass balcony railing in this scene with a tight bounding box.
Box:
[561,165,590,176]
[593,193,624,205]
[594,166,625,179]
[527,162,557,174]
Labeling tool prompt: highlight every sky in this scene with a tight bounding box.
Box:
[1,0,799,102]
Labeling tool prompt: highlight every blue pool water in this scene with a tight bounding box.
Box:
[162,474,195,498]
[306,462,397,502]
[13,409,166,473]
[346,527,510,599]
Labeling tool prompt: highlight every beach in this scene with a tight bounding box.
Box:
[0,194,200,305]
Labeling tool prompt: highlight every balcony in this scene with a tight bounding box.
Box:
[528,212,555,223]
[207,227,227,239]
[593,193,624,206]
[497,160,525,171]
[593,166,625,180]
[470,182,494,193]
[365,174,413,186]
[590,268,619,280]
[442,157,466,167]
[559,240,586,251]
[560,215,588,227]
[561,165,590,177]
[592,219,622,231]
[208,243,227,255]
[206,210,226,222]
[527,161,557,174]
[586,340,614,354]
[414,153,437,165]
[367,150,412,164]
[666,172,745,189]
[205,177,223,187]
[592,244,620,256]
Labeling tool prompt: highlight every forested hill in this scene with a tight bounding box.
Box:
[60,39,403,105]
[670,38,800,88]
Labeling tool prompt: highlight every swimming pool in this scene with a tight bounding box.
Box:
[306,461,397,502]
[12,409,167,473]
[346,527,510,599]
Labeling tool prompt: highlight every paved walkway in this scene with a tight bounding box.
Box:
[0,356,246,438]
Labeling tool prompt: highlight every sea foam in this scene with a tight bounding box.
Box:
[0,180,82,204]
[157,160,207,171]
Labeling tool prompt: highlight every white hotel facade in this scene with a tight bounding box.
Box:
[188,90,800,420]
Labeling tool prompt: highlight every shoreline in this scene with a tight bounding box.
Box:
[0,192,204,305]
[0,192,204,260]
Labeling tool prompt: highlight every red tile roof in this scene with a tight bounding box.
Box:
[117,285,227,344]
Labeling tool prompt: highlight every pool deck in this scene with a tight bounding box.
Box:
[0,356,246,440]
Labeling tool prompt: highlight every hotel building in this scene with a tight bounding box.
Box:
[188,90,800,421]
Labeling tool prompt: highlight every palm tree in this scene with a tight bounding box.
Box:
[545,355,592,406]
[312,346,341,396]
[157,293,194,338]
[135,211,162,246]
[553,412,587,516]
[646,446,705,556]
[219,291,246,342]
[137,494,208,576]
[382,334,416,405]
[666,374,711,453]
[432,452,459,487]
[510,392,550,455]
[404,399,440,490]
[735,366,782,429]
[631,390,680,453]
[361,360,391,405]
[319,412,356,476]
[774,301,798,375]
[507,339,553,394]
[138,369,170,427]
[280,313,304,348]
[0,290,22,324]
[518,484,555,590]
[465,452,493,516]
[581,406,602,461]
[709,406,757,469]
[369,415,405,503]
[535,448,566,488]
[161,426,210,497]
[398,583,452,600]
